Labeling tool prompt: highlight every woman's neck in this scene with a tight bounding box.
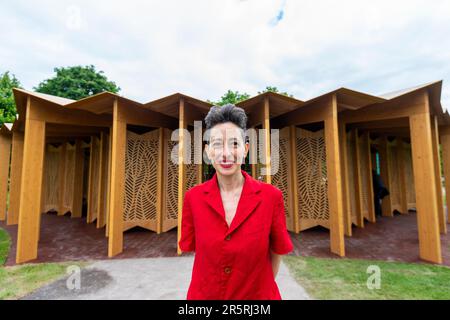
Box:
[217,170,245,193]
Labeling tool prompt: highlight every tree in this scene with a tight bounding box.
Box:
[258,86,293,98]
[34,65,120,100]
[0,71,22,125]
[209,90,251,106]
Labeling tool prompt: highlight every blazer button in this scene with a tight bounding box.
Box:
[225,235,231,241]
[224,267,232,274]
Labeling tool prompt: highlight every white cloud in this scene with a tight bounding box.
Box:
[0,0,449,108]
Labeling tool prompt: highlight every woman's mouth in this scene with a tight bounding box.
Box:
[219,162,234,169]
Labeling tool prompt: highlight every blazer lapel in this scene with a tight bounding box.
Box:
[202,170,262,236]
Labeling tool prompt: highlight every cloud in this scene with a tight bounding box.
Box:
[0,0,449,109]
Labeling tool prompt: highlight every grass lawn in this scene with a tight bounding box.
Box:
[0,227,86,300]
[283,255,450,300]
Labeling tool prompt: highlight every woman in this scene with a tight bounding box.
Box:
[178,104,294,300]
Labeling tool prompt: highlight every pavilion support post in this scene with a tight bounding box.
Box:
[177,98,187,255]
[71,139,84,218]
[440,126,450,226]
[97,132,109,229]
[7,131,24,225]
[431,116,446,234]
[339,121,352,236]
[156,127,165,234]
[396,139,409,214]
[0,134,11,221]
[409,90,442,264]
[262,97,272,184]
[16,98,46,264]
[324,94,345,257]
[363,132,376,223]
[57,143,67,216]
[108,99,126,258]
[379,136,394,217]
[352,129,365,228]
[289,125,300,233]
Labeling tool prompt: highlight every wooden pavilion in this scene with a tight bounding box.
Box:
[0,81,448,264]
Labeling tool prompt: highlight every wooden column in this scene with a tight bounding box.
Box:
[324,94,345,257]
[177,98,187,255]
[289,125,300,233]
[396,139,409,214]
[431,116,446,234]
[262,97,272,184]
[363,132,376,223]
[441,126,450,227]
[16,98,46,264]
[108,99,127,257]
[156,128,165,234]
[0,134,11,221]
[409,91,442,264]
[97,132,109,229]
[379,135,393,217]
[339,121,352,236]
[7,131,24,225]
[71,139,84,218]
[352,129,365,227]
[57,143,67,216]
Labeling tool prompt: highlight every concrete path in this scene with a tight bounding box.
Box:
[23,256,310,300]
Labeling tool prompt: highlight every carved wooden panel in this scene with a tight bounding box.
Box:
[43,144,61,213]
[272,127,294,231]
[123,130,160,232]
[62,143,76,213]
[296,128,330,230]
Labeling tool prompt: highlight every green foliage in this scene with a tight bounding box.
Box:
[0,228,11,266]
[34,65,120,100]
[258,86,293,97]
[208,90,251,106]
[0,71,22,125]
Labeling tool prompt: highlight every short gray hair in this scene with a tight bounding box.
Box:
[204,104,248,132]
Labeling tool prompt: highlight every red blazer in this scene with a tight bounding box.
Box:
[179,170,294,300]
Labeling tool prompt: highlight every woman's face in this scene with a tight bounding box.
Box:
[205,122,249,177]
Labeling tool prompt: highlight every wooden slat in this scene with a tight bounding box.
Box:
[379,136,394,217]
[178,98,187,254]
[396,139,409,214]
[339,122,352,236]
[71,140,84,218]
[7,131,24,225]
[289,126,300,233]
[108,99,127,257]
[16,98,46,263]
[352,129,365,227]
[57,143,67,215]
[97,132,109,228]
[262,97,272,184]
[440,126,450,226]
[431,116,446,234]
[0,135,11,221]
[363,132,376,223]
[324,94,345,257]
[409,91,442,264]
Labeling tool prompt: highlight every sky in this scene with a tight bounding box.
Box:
[1,0,449,108]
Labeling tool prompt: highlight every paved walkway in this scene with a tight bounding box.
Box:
[22,256,310,300]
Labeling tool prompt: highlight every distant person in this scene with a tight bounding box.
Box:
[372,169,389,216]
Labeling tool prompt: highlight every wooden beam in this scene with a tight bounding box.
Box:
[352,129,365,227]
[271,97,329,129]
[262,97,272,184]
[71,139,84,218]
[289,125,300,233]
[324,94,345,257]
[0,135,11,221]
[363,132,376,223]
[396,139,409,214]
[16,99,46,263]
[97,132,109,228]
[57,143,67,216]
[122,102,179,128]
[431,116,446,234]
[108,99,127,257]
[379,136,394,217]
[409,91,442,264]
[339,121,352,236]
[440,126,450,226]
[7,131,24,225]
[178,98,187,255]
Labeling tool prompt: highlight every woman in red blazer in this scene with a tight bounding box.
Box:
[178,104,294,300]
